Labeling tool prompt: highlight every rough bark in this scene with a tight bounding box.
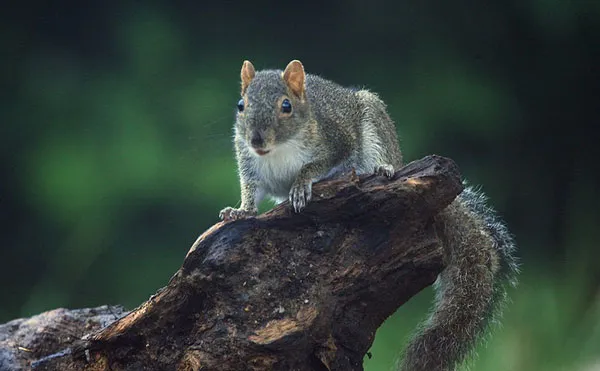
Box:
[0,155,463,371]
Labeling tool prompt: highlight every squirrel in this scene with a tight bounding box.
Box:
[219,60,518,371]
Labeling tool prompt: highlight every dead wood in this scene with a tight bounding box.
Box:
[0,155,463,371]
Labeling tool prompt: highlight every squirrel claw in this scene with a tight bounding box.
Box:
[374,164,395,179]
[289,180,312,213]
[219,207,256,221]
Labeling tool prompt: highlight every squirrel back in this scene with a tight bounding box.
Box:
[220,60,518,371]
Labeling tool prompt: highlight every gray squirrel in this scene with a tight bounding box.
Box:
[219,60,518,371]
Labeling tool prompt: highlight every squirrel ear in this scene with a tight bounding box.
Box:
[283,60,305,98]
[240,60,255,95]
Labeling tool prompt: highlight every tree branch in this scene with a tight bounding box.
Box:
[0,155,463,371]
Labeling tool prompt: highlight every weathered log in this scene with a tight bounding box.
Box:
[0,155,463,371]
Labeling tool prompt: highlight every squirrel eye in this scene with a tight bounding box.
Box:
[281,99,292,113]
[237,99,244,112]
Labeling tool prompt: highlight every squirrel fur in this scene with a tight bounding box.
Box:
[219,60,518,371]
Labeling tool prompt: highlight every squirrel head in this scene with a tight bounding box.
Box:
[235,60,311,157]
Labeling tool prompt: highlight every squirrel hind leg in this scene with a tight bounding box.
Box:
[374,164,395,178]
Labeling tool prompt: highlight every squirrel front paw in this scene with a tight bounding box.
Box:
[219,207,257,221]
[374,164,395,179]
[289,179,313,213]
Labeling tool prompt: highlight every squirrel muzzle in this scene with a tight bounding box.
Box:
[249,131,271,156]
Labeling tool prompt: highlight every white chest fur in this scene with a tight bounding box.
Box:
[251,139,313,200]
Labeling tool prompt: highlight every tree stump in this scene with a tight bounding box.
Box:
[0,155,463,371]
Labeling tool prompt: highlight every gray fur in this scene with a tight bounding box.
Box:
[399,186,518,371]
[220,61,400,218]
[219,60,518,371]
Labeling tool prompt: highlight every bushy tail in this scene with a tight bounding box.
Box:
[399,186,519,371]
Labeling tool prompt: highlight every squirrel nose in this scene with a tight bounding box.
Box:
[250,133,264,148]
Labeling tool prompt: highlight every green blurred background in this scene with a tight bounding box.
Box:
[1,1,599,370]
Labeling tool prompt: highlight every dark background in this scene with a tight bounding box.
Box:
[1,1,599,370]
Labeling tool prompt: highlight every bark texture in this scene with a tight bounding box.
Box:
[0,155,463,371]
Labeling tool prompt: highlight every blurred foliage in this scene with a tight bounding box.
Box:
[1,1,598,370]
